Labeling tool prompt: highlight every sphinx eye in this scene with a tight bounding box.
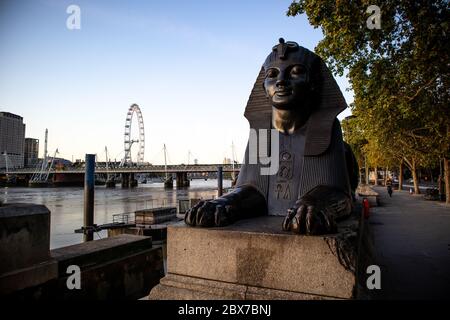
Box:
[291,65,306,76]
[266,68,279,78]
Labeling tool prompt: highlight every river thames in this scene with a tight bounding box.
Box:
[1,179,231,249]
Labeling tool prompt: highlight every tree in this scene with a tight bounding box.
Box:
[288,0,450,201]
[343,115,398,186]
[341,115,366,178]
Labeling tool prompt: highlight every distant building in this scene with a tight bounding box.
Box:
[50,157,72,169]
[24,138,39,167]
[223,157,232,165]
[0,112,26,169]
[194,159,198,165]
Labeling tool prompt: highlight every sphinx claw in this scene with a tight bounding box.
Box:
[282,207,297,231]
[196,202,215,227]
[214,205,226,226]
[295,205,308,234]
[185,207,197,226]
[185,201,205,226]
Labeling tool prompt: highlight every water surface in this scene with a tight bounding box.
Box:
[1,179,230,249]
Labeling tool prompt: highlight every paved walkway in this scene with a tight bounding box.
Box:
[369,186,450,299]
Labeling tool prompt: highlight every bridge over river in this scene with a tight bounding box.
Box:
[1,164,242,188]
[4,163,241,174]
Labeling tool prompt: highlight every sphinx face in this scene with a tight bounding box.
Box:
[263,60,311,111]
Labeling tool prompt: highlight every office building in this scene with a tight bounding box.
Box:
[0,111,26,169]
[24,138,39,167]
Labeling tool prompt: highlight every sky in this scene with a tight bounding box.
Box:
[0,0,353,165]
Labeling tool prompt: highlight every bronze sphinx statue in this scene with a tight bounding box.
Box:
[185,39,359,235]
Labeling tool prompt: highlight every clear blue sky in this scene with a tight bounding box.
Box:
[0,0,352,164]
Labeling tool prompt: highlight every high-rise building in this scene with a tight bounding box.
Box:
[24,138,39,167]
[0,112,26,169]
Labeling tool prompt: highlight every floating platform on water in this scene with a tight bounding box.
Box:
[135,207,177,225]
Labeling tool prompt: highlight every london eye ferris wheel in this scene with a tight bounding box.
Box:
[122,104,145,166]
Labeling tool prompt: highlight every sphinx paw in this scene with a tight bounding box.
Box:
[185,200,234,227]
[282,204,336,235]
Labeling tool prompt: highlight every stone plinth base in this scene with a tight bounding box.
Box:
[149,213,372,300]
[150,273,341,300]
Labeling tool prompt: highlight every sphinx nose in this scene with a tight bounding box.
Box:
[276,79,287,88]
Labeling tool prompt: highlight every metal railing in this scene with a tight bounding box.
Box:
[112,212,135,224]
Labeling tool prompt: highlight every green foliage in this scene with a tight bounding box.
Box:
[288,0,450,171]
[341,115,365,166]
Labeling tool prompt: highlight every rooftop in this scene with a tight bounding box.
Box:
[0,112,23,120]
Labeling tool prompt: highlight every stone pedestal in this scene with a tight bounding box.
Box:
[149,211,372,300]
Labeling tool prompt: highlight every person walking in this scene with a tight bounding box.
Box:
[387,184,393,197]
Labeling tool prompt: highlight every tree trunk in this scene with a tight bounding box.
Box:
[445,157,449,205]
[359,167,363,185]
[384,167,388,186]
[398,160,403,190]
[365,157,369,185]
[412,159,420,194]
[374,167,379,185]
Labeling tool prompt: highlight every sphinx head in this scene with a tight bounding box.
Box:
[263,39,321,116]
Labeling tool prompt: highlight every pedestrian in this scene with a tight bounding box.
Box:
[387,184,393,197]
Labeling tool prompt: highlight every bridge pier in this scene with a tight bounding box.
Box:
[121,173,138,188]
[121,173,129,188]
[130,173,137,188]
[176,172,190,188]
